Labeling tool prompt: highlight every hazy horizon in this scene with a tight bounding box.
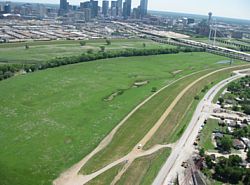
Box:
[1,0,250,20]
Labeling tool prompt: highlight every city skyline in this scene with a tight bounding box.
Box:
[1,0,250,20]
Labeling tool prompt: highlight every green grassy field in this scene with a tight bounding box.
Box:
[199,119,218,151]
[0,52,243,185]
[86,148,171,185]
[80,57,246,175]
[143,65,248,149]
[0,39,172,64]
[117,148,171,185]
[86,163,124,185]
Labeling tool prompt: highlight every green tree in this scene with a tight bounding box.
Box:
[243,169,250,185]
[106,39,111,45]
[100,46,105,52]
[143,43,146,48]
[87,49,94,54]
[25,44,29,49]
[80,41,86,46]
[243,105,250,115]
[199,148,205,157]
[228,155,242,166]
[151,87,157,93]
[247,149,250,163]
[220,136,232,153]
[194,95,200,100]
[218,97,224,105]
[232,105,240,111]
[205,155,213,169]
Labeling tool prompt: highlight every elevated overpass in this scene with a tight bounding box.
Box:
[172,38,250,62]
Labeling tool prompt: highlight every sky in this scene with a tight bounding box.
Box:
[6,0,250,20]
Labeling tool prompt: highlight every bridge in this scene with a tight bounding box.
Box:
[147,36,250,62]
[172,38,250,62]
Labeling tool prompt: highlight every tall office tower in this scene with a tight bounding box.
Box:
[60,0,68,11]
[80,1,91,9]
[122,1,127,18]
[59,0,68,15]
[111,1,118,17]
[140,0,148,18]
[84,8,91,21]
[117,0,123,16]
[123,0,131,18]
[102,0,109,17]
[90,0,98,18]
[4,4,11,13]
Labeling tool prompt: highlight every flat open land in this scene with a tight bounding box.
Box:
[0,39,173,64]
[199,119,218,151]
[0,52,243,185]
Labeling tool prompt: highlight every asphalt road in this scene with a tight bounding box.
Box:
[153,69,248,185]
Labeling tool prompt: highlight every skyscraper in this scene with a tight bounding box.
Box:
[117,0,123,16]
[59,0,68,15]
[4,4,11,13]
[111,1,118,17]
[123,0,131,18]
[140,0,148,18]
[102,0,109,17]
[60,0,68,11]
[90,0,98,18]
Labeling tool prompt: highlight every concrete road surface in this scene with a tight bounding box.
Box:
[153,69,248,185]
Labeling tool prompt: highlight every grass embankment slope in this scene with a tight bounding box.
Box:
[199,119,218,151]
[117,148,171,185]
[86,148,171,185]
[144,64,249,149]
[0,39,173,64]
[0,52,240,185]
[81,57,245,175]
[86,163,125,185]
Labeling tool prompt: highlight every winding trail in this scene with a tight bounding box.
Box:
[53,69,209,185]
[54,65,250,185]
[110,65,250,184]
[154,67,250,185]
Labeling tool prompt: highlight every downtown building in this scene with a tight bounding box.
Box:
[123,0,131,19]
[80,0,98,19]
[140,0,148,18]
[59,0,68,15]
[102,0,109,17]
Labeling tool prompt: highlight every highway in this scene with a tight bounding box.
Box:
[153,69,248,185]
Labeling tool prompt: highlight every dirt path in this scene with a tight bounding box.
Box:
[53,70,208,185]
[54,65,249,185]
[154,67,250,185]
[109,66,245,184]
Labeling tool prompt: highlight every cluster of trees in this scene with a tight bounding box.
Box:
[0,64,27,80]
[215,39,250,52]
[0,47,205,81]
[218,135,233,153]
[224,76,250,115]
[233,125,250,138]
[204,155,249,184]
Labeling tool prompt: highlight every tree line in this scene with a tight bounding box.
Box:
[0,47,205,81]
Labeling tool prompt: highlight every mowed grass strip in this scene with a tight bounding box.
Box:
[116,148,171,185]
[0,39,173,64]
[81,57,241,174]
[0,53,235,185]
[144,64,250,149]
[86,163,125,185]
[199,119,218,151]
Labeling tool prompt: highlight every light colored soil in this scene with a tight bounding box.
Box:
[53,70,205,185]
[54,65,250,185]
